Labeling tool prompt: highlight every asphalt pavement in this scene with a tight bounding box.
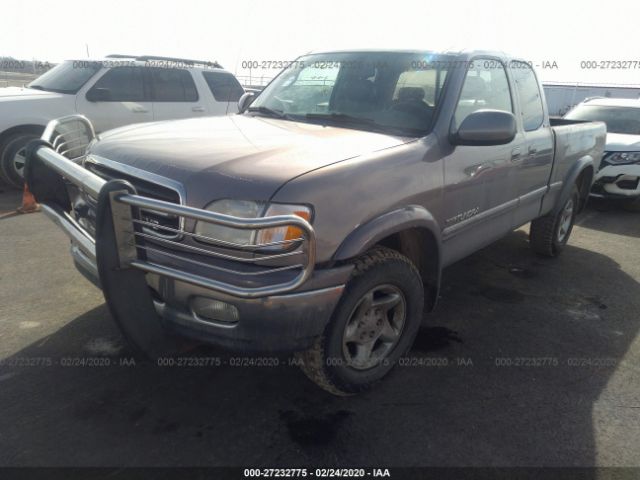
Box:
[1,185,639,467]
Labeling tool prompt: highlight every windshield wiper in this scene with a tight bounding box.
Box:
[305,112,376,125]
[247,106,289,119]
[28,85,46,91]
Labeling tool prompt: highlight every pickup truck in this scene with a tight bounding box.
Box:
[25,50,606,395]
[0,55,245,188]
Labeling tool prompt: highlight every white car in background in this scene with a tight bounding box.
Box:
[565,98,640,201]
[0,55,245,187]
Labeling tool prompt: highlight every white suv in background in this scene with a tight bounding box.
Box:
[0,55,245,187]
[565,98,640,201]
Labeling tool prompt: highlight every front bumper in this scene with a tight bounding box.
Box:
[148,274,345,351]
[65,237,350,352]
[29,115,349,353]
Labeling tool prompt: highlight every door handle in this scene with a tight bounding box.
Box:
[510,148,521,162]
[192,106,206,112]
[465,162,493,177]
[132,106,148,113]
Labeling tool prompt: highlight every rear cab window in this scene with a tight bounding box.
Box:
[393,69,448,107]
[510,61,544,131]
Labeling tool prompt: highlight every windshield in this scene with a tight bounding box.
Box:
[28,60,101,94]
[565,105,640,135]
[249,52,454,136]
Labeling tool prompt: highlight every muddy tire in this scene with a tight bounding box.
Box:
[530,186,579,257]
[297,247,424,395]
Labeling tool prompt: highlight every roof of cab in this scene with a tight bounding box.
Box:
[301,49,525,63]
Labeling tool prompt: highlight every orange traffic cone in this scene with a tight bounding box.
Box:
[17,183,40,214]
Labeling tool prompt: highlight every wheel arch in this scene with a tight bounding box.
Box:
[0,124,45,150]
[554,156,595,215]
[575,164,594,212]
[332,206,442,310]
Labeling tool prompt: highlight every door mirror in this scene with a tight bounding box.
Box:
[238,92,256,113]
[451,110,517,146]
[86,87,112,102]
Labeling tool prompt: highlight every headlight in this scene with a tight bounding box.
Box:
[605,152,640,165]
[195,199,264,246]
[194,200,312,249]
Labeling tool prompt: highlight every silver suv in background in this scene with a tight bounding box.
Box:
[0,55,245,187]
[565,98,640,200]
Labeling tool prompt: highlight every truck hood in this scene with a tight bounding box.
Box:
[605,133,640,152]
[0,86,66,101]
[90,115,412,206]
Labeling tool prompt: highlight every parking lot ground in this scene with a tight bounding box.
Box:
[0,187,639,467]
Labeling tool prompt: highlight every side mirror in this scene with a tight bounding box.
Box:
[238,92,256,113]
[86,87,111,102]
[451,110,517,146]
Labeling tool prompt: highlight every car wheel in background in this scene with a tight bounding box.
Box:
[1,133,41,189]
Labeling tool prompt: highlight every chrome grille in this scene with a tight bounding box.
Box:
[83,160,182,238]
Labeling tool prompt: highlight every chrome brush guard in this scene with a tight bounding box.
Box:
[29,115,316,299]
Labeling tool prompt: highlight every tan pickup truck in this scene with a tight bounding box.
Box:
[26,49,606,394]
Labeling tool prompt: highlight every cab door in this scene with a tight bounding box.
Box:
[77,66,153,133]
[508,61,554,227]
[442,58,522,265]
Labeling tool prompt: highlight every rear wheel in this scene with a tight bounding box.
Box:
[297,247,424,395]
[1,133,40,189]
[530,186,579,257]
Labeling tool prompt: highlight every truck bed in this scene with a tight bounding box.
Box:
[543,120,607,213]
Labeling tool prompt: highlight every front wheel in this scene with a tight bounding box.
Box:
[297,247,424,395]
[530,186,579,257]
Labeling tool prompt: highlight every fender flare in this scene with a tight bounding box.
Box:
[332,205,443,309]
[554,156,595,214]
[333,205,442,260]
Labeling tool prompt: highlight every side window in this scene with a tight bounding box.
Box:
[202,71,244,102]
[89,67,145,101]
[453,59,512,129]
[510,61,544,131]
[150,68,198,102]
